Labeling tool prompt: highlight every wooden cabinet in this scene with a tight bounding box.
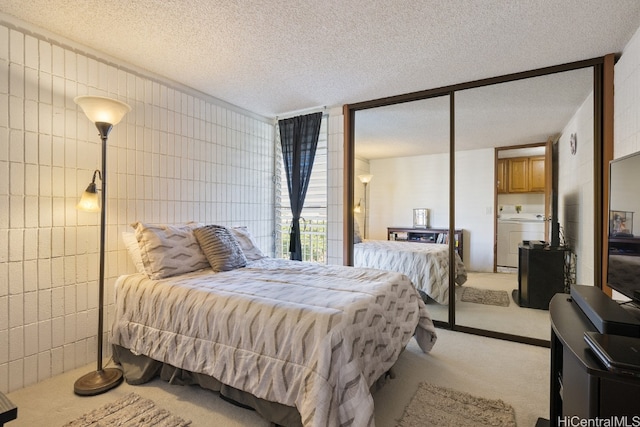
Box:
[387,227,464,261]
[507,158,529,193]
[498,156,545,193]
[528,156,546,192]
[496,159,507,193]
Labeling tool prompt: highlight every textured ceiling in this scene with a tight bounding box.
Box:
[2,1,640,160]
[355,67,594,158]
[1,0,640,119]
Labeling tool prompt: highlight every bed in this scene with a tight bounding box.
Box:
[353,240,467,304]
[112,223,437,427]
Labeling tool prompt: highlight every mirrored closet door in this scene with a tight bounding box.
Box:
[353,96,451,323]
[345,57,609,345]
[453,68,594,343]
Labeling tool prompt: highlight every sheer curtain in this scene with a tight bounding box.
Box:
[278,112,323,260]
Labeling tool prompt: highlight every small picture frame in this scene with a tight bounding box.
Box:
[610,210,634,237]
[413,208,429,228]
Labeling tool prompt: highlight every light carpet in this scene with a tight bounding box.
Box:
[461,286,510,307]
[62,392,191,427]
[396,382,517,427]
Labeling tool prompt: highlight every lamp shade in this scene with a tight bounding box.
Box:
[74,96,131,125]
[76,182,101,212]
[358,174,373,184]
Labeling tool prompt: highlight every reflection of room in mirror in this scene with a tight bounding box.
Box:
[351,66,598,342]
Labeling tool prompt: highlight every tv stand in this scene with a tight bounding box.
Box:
[547,292,640,425]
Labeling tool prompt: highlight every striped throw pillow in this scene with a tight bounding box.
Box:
[193,225,248,272]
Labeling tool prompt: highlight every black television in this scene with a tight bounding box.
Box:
[607,151,640,305]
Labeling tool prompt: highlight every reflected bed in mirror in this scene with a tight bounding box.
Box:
[353,240,467,304]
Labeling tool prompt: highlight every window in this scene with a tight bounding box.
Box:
[275,116,328,262]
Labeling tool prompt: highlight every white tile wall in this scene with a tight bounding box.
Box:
[327,107,344,265]
[0,19,275,393]
[557,92,595,286]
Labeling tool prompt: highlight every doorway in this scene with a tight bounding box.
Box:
[495,144,547,272]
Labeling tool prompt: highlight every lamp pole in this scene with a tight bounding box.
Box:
[95,122,111,374]
[358,174,373,240]
[363,181,368,239]
[73,96,130,396]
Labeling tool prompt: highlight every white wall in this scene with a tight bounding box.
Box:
[367,148,495,272]
[554,24,640,289]
[369,153,449,239]
[557,92,594,286]
[0,17,275,393]
[455,148,498,272]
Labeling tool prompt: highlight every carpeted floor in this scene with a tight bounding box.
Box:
[428,272,551,340]
[7,329,550,427]
[397,382,516,426]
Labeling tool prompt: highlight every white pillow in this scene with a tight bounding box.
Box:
[133,222,210,279]
[122,231,145,274]
[230,226,266,260]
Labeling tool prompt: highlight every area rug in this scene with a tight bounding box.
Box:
[461,286,510,307]
[62,392,191,427]
[397,382,517,426]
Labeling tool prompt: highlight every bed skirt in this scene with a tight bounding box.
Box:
[112,344,394,427]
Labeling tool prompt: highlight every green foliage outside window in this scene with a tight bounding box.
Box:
[278,220,327,263]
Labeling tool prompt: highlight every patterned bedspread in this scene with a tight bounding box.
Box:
[353,240,467,304]
[111,258,436,427]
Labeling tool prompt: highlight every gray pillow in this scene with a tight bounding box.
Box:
[194,225,248,272]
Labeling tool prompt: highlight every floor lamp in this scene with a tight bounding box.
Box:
[358,174,373,239]
[73,95,131,396]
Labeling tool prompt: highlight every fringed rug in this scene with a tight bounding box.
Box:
[397,382,517,426]
[62,393,191,427]
[461,286,510,307]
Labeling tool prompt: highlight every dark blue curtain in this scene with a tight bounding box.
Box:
[279,112,323,261]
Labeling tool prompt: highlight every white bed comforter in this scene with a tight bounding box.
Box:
[353,240,467,304]
[111,258,436,427]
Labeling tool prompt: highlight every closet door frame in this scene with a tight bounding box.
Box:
[343,55,614,347]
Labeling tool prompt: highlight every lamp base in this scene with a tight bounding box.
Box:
[74,368,123,396]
